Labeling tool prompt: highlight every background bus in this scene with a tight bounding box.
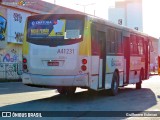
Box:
[22,14,154,95]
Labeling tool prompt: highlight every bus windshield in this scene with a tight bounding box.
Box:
[0,15,7,41]
[27,14,84,46]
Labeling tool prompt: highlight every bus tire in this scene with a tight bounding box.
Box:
[57,87,76,95]
[136,79,142,89]
[136,70,143,89]
[66,87,76,95]
[110,72,119,96]
[57,87,67,95]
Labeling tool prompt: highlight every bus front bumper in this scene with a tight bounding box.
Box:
[22,73,89,87]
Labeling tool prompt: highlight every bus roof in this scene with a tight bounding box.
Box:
[27,13,157,40]
[86,14,157,40]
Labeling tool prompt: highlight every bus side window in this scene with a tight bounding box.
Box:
[91,24,99,55]
[97,31,106,58]
[115,31,118,53]
[117,30,123,54]
[134,36,138,54]
[130,35,133,54]
[149,40,154,52]
[110,29,115,53]
[106,28,116,54]
[130,35,138,55]
[137,37,144,55]
[143,38,147,54]
[106,29,111,54]
[91,24,106,57]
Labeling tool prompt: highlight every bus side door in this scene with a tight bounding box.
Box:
[91,23,106,89]
[97,31,106,89]
[123,32,130,84]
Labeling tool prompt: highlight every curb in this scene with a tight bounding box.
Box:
[0,79,22,83]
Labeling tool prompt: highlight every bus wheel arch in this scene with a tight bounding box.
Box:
[110,70,119,96]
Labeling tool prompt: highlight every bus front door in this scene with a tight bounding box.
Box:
[123,36,130,84]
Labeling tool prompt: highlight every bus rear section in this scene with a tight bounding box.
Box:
[22,14,90,94]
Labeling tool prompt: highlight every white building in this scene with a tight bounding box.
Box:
[108,0,143,31]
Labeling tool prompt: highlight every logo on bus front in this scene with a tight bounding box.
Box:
[31,20,52,26]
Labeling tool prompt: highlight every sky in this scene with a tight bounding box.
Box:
[43,0,160,38]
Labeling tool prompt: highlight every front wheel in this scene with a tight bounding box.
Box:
[136,71,143,89]
[110,72,119,96]
[136,69,144,89]
[136,81,141,89]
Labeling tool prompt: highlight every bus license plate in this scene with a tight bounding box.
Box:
[48,61,59,66]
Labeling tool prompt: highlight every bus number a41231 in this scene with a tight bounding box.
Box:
[57,49,75,54]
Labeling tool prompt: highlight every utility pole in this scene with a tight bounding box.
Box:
[75,3,95,15]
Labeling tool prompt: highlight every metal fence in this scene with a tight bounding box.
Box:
[0,62,22,80]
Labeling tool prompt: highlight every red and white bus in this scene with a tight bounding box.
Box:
[22,14,154,95]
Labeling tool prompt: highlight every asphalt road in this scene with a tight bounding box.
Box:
[0,75,160,120]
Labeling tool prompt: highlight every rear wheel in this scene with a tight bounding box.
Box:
[57,87,67,95]
[65,87,76,95]
[57,87,76,95]
[110,72,119,96]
